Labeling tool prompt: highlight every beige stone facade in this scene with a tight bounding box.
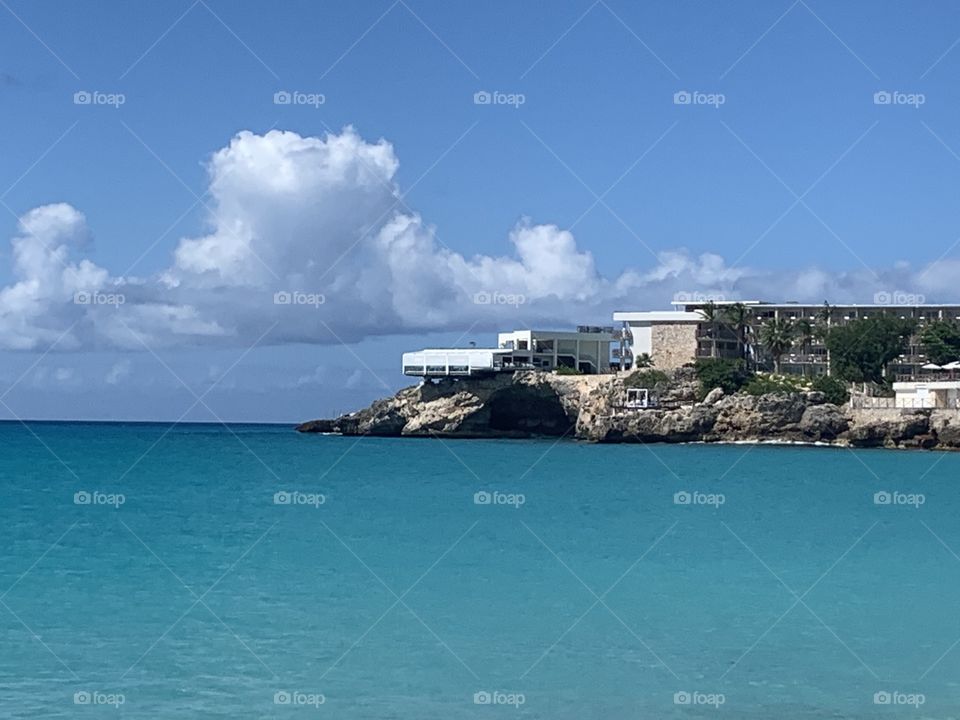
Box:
[650,322,698,369]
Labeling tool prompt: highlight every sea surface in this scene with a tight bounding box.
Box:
[1,422,960,718]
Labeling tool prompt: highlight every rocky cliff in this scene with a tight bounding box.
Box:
[296,370,960,450]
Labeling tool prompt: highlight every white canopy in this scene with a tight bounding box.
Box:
[942,361,960,370]
[921,363,942,370]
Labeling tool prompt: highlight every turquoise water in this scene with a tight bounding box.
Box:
[2,423,960,718]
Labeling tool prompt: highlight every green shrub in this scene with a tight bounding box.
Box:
[623,369,669,389]
[694,358,753,398]
[743,375,801,396]
[554,365,581,375]
[810,375,850,405]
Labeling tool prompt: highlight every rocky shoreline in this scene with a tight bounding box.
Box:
[296,370,960,450]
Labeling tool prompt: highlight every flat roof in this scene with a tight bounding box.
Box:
[613,311,702,322]
[894,381,960,389]
[670,300,960,309]
[403,348,512,354]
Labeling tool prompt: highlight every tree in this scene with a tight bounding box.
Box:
[722,303,753,366]
[693,358,753,398]
[815,302,836,374]
[696,302,720,358]
[794,318,815,376]
[633,352,655,368]
[825,316,916,385]
[920,320,960,365]
[810,374,850,405]
[759,318,796,373]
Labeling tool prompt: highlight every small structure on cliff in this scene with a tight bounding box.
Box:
[893,380,960,408]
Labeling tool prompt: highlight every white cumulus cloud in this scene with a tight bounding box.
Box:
[0,127,952,353]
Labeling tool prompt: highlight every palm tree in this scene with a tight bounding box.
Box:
[815,302,835,375]
[722,303,753,367]
[696,301,720,358]
[795,318,814,376]
[759,318,796,373]
[634,352,654,368]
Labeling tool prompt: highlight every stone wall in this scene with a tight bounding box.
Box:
[650,322,698,370]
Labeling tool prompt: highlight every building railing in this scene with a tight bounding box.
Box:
[850,396,960,410]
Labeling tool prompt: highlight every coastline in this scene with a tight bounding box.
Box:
[297,369,960,451]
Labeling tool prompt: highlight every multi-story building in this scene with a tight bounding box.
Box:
[615,300,960,379]
[402,326,614,378]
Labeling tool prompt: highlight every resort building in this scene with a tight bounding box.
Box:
[615,300,960,379]
[402,326,614,378]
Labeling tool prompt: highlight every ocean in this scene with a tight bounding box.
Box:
[1,421,959,718]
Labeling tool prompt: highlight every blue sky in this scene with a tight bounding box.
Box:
[3,0,960,421]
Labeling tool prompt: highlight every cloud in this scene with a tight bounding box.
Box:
[0,127,953,353]
[105,359,132,385]
[29,365,81,389]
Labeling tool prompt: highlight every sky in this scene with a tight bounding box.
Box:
[3,0,960,421]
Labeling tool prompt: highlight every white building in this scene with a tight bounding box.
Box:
[402,327,614,378]
[892,381,960,409]
[612,310,702,370]
[401,348,514,377]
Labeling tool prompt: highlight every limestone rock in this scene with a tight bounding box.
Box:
[296,369,960,451]
[702,387,724,406]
